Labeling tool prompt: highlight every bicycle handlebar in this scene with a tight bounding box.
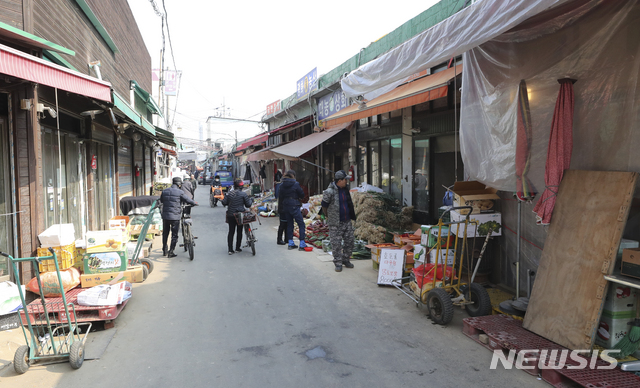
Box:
[0,251,8,258]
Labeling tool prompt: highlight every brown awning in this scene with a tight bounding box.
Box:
[323,64,461,127]
[272,122,351,159]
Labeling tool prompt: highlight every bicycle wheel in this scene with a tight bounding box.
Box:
[185,224,194,260]
[182,222,188,251]
[244,225,255,256]
[210,194,215,208]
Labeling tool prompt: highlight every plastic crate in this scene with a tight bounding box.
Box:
[37,243,77,272]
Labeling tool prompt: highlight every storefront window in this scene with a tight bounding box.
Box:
[358,144,367,184]
[413,139,430,211]
[381,139,390,194]
[390,138,402,201]
[370,141,380,187]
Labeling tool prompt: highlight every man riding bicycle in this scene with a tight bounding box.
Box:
[222,179,253,255]
[160,177,198,258]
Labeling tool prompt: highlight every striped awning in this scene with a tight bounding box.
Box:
[0,42,111,101]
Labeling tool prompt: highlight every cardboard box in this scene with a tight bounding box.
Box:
[603,284,637,314]
[365,243,398,263]
[413,244,429,263]
[452,181,499,215]
[420,225,450,247]
[38,223,76,248]
[86,230,127,253]
[80,266,144,288]
[594,309,635,349]
[615,239,640,269]
[621,248,640,279]
[450,211,502,238]
[108,216,130,233]
[429,249,456,266]
[83,251,128,274]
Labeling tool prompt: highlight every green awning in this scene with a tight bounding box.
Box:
[131,80,163,117]
[112,91,156,136]
[0,21,75,55]
[155,127,176,146]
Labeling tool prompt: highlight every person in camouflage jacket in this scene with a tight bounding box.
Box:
[321,170,356,272]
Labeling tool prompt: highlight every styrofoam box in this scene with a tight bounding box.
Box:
[603,284,637,313]
[38,223,76,248]
[413,244,428,263]
[429,249,455,265]
[449,210,502,238]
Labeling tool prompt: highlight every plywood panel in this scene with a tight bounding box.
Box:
[523,170,637,350]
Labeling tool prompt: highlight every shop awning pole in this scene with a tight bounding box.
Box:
[289,157,334,174]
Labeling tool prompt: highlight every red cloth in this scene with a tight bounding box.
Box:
[533,79,575,225]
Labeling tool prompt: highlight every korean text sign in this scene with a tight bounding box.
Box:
[318,89,348,121]
[377,249,405,285]
[296,68,318,99]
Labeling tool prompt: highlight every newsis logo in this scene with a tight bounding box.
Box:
[489,349,619,370]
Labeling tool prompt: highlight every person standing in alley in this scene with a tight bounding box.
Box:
[321,170,356,272]
[274,181,287,245]
[278,170,308,251]
[222,179,253,255]
[160,177,197,258]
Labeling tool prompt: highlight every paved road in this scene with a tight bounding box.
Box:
[0,188,547,387]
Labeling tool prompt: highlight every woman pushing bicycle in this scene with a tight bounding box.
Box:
[222,179,253,255]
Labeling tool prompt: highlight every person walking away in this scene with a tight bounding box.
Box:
[274,181,287,245]
[278,170,308,251]
[181,175,195,216]
[222,179,253,255]
[321,170,356,272]
[160,177,197,258]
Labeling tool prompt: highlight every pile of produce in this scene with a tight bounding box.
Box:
[304,221,329,249]
[352,191,413,244]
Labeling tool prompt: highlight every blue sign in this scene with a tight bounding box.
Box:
[318,89,349,121]
[296,68,318,99]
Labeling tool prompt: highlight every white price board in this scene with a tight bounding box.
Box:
[377,249,405,285]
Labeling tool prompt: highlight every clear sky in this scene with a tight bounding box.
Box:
[127,0,440,144]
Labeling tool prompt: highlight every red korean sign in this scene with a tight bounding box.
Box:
[266,100,280,116]
[91,155,97,170]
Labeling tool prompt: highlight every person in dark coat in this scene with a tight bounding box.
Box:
[274,181,287,245]
[182,176,195,216]
[222,179,253,255]
[160,177,197,257]
[278,170,308,251]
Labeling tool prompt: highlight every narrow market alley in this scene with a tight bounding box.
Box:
[0,188,546,388]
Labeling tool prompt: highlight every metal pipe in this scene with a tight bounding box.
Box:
[516,201,521,299]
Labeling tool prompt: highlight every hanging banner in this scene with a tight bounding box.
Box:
[91,155,97,170]
[266,100,281,116]
[164,70,177,96]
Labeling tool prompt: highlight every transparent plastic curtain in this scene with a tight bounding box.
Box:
[460,0,640,192]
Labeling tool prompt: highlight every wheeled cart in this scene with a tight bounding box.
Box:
[1,249,91,374]
[391,206,493,325]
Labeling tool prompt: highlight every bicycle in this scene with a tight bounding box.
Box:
[179,204,197,260]
[234,211,260,256]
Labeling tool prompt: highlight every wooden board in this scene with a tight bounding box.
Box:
[523,170,637,350]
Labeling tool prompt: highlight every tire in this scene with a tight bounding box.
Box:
[140,258,154,274]
[188,241,194,261]
[210,194,214,208]
[247,227,256,256]
[142,264,149,281]
[13,345,30,374]
[465,283,492,317]
[183,224,190,252]
[69,341,84,369]
[426,288,454,325]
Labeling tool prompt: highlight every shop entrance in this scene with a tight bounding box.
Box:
[0,115,13,281]
[94,143,116,230]
[42,129,86,240]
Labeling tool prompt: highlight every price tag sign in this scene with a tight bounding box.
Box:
[377,249,405,286]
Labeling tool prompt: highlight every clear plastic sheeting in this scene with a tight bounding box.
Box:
[460,0,640,191]
[340,0,567,99]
